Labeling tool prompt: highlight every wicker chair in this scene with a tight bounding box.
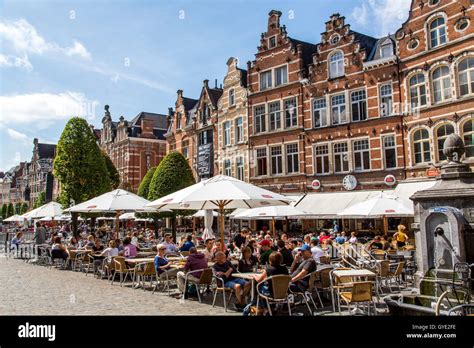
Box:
[183,268,213,303]
[319,256,330,264]
[133,261,156,290]
[256,275,292,316]
[330,268,354,313]
[376,260,392,293]
[387,261,406,290]
[112,257,134,286]
[339,281,376,315]
[370,250,387,261]
[180,251,190,257]
[314,267,332,308]
[289,271,322,315]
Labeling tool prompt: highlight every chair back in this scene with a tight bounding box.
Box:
[106,256,116,270]
[114,257,127,272]
[269,275,292,300]
[198,268,214,285]
[180,251,190,257]
[370,250,386,260]
[350,281,373,302]
[319,256,330,264]
[319,268,332,288]
[144,261,156,276]
[378,260,390,277]
[394,261,405,276]
[306,271,319,292]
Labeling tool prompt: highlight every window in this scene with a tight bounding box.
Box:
[429,0,440,5]
[458,58,474,97]
[199,129,213,145]
[286,144,299,174]
[429,17,447,48]
[455,18,470,32]
[436,124,454,161]
[271,146,283,175]
[329,51,344,79]
[269,101,281,131]
[235,117,243,143]
[269,36,277,48]
[331,94,347,125]
[256,148,267,176]
[313,98,327,128]
[463,119,473,158]
[229,89,235,106]
[380,84,393,117]
[314,144,329,174]
[260,70,272,91]
[223,121,231,146]
[380,43,393,58]
[353,139,370,171]
[275,66,288,87]
[351,90,367,122]
[409,74,427,108]
[254,105,266,133]
[176,113,181,130]
[223,159,232,176]
[236,157,244,180]
[432,66,452,103]
[182,140,189,159]
[413,129,430,164]
[383,136,397,169]
[408,39,419,50]
[334,143,349,173]
[330,34,340,45]
[284,98,297,128]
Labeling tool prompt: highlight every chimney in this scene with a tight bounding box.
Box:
[203,79,209,87]
[140,117,155,139]
[268,10,282,30]
[215,79,218,89]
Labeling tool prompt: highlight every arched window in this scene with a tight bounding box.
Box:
[429,17,447,48]
[432,66,452,103]
[436,124,454,161]
[458,58,474,97]
[409,74,427,108]
[413,129,430,165]
[329,51,344,79]
[463,119,473,158]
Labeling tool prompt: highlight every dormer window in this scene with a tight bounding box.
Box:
[429,17,447,48]
[329,51,344,79]
[229,88,235,106]
[268,36,277,49]
[380,42,393,58]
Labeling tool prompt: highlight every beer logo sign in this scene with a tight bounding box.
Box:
[311,179,321,190]
[384,174,397,186]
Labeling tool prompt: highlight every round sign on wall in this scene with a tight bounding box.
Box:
[384,174,397,186]
[311,179,321,190]
[342,175,357,191]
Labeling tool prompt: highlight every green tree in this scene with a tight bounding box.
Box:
[20,202,29,214]
[53,117,111,235]
[148,152,195,238]
[102,150,120,190]
[33,191,46,209]
[137,166,157,199]
[15,203,21,215]
[7,203,14,217]
[1,204,6,219]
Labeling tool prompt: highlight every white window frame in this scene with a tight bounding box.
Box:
[223,159,232,176]
[313,97,328,128]
[429,16,447,49]
[260,70,273,91]
[268,35,277,49]
[353,139,371,172]
[235,117,243,143]
[223,121,231,147]
[458,57,474,97]
[284,97,297,128]
[269,101,282,131]
[270,145,283,175]
[274,65,288,87]
[413,129,431,165]
[331,93,347,125]
[228,88,235,106]
[432,66,452,103]
[462,119,473,158]
[435,123,455,162]
[254,105,266,134]
[256,147,268,176]
[351,89,368,122]
[409,73,427,109]
[382,135,397,169]
[236,157,244,180]
[285,143,299,174]
[333,142,349,173]
[380,83,393,117]
[314,143,330,175]
[329,50,345,79]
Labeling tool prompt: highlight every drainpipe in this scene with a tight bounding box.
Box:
[396,57,407,181]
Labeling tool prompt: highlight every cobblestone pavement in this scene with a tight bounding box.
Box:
[0,257,238,316]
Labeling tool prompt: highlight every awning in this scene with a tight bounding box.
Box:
[295,180,436,219]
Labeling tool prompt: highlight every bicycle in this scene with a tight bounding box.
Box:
[435,262,473,316]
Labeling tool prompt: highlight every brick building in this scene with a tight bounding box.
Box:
[396,0,473,178]
[100,105,168,192]
[217,57,249,181]
[247,10,316,193]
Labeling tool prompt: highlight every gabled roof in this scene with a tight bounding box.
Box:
[207,88,223,107]
[349,31,378,59]
[182,97,199,111]
[129,112,168,130]
[38,143,56,159]
[367,35,396,61]
[289,38,317,68]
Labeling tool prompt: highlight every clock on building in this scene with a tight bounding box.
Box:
[342,175,357,191]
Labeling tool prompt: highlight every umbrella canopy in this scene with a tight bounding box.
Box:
[147,175,293,247]
[22,202,63,219]
[202,209,215,240]
[3,214,25,222]
[233,205,310,220]
[119,212,136,220]
[337,193,413,218]
[66,189,157,213]
[192,210,218,217]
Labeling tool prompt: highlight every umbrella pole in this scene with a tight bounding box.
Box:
[383,216,388,236]
[219,203,225,251]
[192,216,196,234]
[115,211,121,240]
[272,217,276,240]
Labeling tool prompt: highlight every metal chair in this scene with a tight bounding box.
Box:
[289,271,322,315]
[212,274,235,312]
[112,257,134,286]
[133,261,156,290]
[256,275,292,316]
[339,281,376,315]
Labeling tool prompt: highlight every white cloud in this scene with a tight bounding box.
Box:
[6,128,29,143]
[0,18,91,60]
[350,0,411,36]
[0,92,100,129]
[0,54,33,71]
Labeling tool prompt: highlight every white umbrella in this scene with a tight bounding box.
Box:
[192,210,218,217]
[147,175,293,246]
[233,205,310,236]
[22,202,63,219]
[3,214,25,222]
[119,212,136,220]
[202,209,215,240]
[337,192,413,234]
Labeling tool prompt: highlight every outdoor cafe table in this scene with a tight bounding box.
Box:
[136,251,155,258]
[232,272,262,302]
[125,257,154,265]
[330,269,377,313]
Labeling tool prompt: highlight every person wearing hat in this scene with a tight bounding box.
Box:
[393,225,409,249]
[289,244,317,292]
[258,239,273,266]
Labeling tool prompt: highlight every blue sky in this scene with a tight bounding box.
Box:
[0,0,411,172]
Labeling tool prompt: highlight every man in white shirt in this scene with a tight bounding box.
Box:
[202,238,215,261]
[310,239,324,263]
[162,233,178,253]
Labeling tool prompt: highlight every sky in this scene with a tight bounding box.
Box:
[0,0,412,172]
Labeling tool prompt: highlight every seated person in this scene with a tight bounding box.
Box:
[67,237,79,249]
[179,234,195,252]
[258,239,273,266]
[253,251,289,296]
[177,247,208,294]
[289,244,316,292]
[348,232,358,244]
[367,235,384,251]
[202,238,215,262]
[213,251,250,310]
[162,233,178,253]
[154,244,179,279]
[92,238,104,252]
[122,237,137,258]
[51,236,69,261]
[310,239,324,263]
[238,247,258,273]
[276,239,294,266]
[10,232,23,251]
[83,235,95,249]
